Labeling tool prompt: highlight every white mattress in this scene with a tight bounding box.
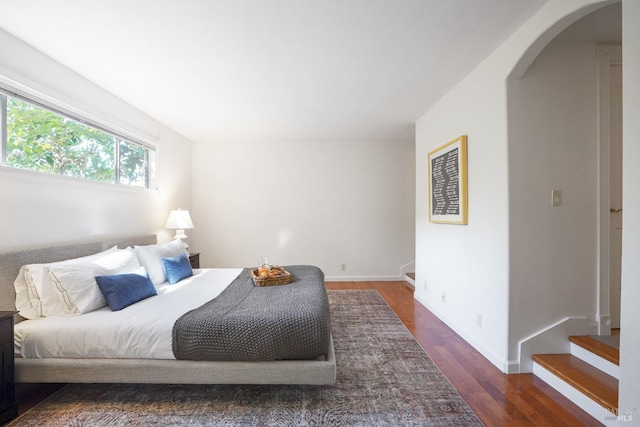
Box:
[14,268,242,359]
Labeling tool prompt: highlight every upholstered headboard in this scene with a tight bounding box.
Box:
[0,235,157,314]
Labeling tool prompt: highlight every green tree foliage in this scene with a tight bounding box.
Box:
[6,97,148,186]
[119,140,147,186]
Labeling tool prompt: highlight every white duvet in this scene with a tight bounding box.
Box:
[14,268,243,360]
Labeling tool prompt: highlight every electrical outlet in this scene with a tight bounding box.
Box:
[441,292,446,303]
[551,190,561,206]
[341,264,347,271]
[477,313,483,328]
[423,280,428,291]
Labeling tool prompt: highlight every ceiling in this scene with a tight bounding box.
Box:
[0,0,551,142]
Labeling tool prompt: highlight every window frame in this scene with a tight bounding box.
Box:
[0,84,158,190]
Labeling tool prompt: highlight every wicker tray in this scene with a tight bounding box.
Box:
[251,268,292,287]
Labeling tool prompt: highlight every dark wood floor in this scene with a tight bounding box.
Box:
[11,281,601,426]
[326,281,602,427]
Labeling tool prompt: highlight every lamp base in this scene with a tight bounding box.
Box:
[174,230,189,249]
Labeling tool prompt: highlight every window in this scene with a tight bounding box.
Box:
[0,90,156,189]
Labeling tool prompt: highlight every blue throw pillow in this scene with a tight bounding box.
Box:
[95,269,157,311]
[162,253,193,284]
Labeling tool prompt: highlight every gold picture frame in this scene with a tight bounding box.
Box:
[428,135,468,224]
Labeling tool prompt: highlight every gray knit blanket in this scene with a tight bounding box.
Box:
[172,265,331,361]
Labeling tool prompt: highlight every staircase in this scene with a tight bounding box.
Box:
[404,272,415,291]
[532,335,620,425]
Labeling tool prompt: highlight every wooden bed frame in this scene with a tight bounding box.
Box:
[0,235,336,385]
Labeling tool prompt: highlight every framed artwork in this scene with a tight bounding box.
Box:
[428,135,468,224]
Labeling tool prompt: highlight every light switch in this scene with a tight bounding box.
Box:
[552,190,561,206]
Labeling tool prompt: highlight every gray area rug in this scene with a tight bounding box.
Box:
[10,290,483,426]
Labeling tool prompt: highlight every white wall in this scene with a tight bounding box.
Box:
[507,41,599,360]
[0,29,193,250]
[619,0,640,416]
[415,0,615,373]
[415,64,511,371]
[191,139,415,279]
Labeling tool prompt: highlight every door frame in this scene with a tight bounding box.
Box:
[596,44,622,335]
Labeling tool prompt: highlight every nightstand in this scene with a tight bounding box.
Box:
[188,252,200,269]
[0,311,17,424]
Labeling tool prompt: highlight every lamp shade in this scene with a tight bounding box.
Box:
[165,209,194,229]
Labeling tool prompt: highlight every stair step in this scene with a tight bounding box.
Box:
[569,335,619,365]
[404,272,415,291]
[532,354,618,411]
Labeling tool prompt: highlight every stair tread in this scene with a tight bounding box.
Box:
[533,353,618,411]
[569,335,619,365]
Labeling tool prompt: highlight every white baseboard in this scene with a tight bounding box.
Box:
[518,317,588,373]
[413,292,507,373]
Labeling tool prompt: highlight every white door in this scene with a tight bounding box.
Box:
[609,62,623,329]
[597,45,622,335]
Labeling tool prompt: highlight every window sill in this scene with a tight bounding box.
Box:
[0,165,157,194]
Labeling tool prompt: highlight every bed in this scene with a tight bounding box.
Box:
[0,235,336,385]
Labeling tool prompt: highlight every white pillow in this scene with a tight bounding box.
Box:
[25,265,67,317]
[48,247,141,315]
[48,264,109,314]
[135,239,188,285]
[14,246,118,319]
[30,246,119,317]
[14,266,41,319]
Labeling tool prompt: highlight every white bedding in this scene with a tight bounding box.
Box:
[14,268,243,360]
